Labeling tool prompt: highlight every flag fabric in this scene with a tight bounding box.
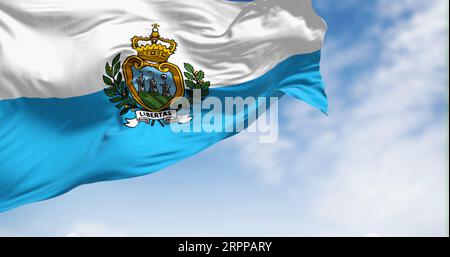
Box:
[0,0,327,212]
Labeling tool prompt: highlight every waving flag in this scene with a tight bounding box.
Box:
[0,0,327,212]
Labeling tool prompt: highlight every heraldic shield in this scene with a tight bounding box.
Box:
[123,24,184,112]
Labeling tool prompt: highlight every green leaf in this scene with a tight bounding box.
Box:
[104,88,116,97]
[185,80,196,89]
[113,81,119,92]
[201,88,209,97]
[116,72,122,85]
[184,72,195,81]
[109,96,123,103]
[112,53,121,66]
[184,63,194,74]
[105,63,113,77]
[116,82,123,95]
[197,70,204,81]
[120,81,125,92]
[113,62,120,76]
[115,102,125,109]
[128,96,137,106]
[103,75,113,86]
[120,107,130,115]
[201,81,210,89]
[122,85,129,97]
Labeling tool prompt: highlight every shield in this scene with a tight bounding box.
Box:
[122,56,185,112]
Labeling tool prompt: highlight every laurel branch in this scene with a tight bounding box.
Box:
[103,54,138,115]
[183,63,210,98]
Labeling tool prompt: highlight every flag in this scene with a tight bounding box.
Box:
[0,0,327,212]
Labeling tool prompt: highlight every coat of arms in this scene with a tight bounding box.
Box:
[102,24,211,127]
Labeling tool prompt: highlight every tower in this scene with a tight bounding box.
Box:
[160,74,171,97]
[137,73,145,92]
[147,71,159,93]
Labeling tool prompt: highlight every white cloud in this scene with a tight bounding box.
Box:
[233,130,293,186]
[230,0,449,236]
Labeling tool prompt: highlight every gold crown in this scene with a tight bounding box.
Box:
[131,24,177,62]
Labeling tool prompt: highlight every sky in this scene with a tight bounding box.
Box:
[0,0,448,236]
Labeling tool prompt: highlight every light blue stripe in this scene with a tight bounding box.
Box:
[0,51,326,212]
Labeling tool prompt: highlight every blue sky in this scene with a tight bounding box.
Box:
[0,0,448,236]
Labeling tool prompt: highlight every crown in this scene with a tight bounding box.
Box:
[130,24,177,62]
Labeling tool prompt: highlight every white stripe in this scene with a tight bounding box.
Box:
[0,0,325,99]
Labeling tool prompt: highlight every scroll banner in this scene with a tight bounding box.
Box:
[124,110,192,127]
